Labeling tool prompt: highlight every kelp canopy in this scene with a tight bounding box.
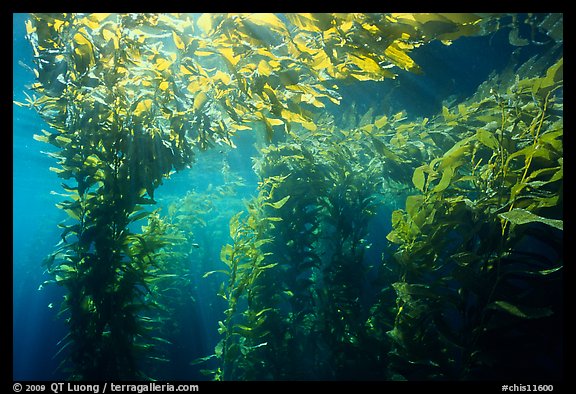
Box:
[17,13,562,381]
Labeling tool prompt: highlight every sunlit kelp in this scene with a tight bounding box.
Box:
[15,12,562,381]
[20,13,200,379]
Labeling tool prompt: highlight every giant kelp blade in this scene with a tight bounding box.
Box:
[498,208,563,231]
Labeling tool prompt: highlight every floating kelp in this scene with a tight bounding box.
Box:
[16,12,562,381]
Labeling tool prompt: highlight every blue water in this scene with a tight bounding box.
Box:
[12,13,557,381]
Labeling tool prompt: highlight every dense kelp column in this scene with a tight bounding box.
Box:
[385,56,563,380]
[20,13,203,379]
[205,130,394,380]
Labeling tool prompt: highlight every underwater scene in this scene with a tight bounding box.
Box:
[13,13,563,383]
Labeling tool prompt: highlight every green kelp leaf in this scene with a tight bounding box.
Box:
[370,136,404,163]
[476,128,499,150]
[229,212,243,239]
[151,336,173,345]
[203,270,230,278]
[450,251,481,266]
[499,208,563,230]
[265,195,291,209]
[537,266,563,276]
[264,216,283,222]
[190,354,217,365]
[392,282,454,302]
[405,195,424,218]
[501,264,563,279]
[532,57,563,96]
[432,166,455,193]
[412,165,427,192]
[220,244,234,265]
[128,210,150,223]
[64,208,81,221]
[488,300,553,319]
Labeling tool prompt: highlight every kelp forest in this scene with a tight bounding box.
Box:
[13,13,563,382]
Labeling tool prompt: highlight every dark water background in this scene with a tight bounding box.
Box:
[12,13,552,381]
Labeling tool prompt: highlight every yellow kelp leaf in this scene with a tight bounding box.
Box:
[55,135,72,145]
[243,13,287,33]
[187,77,210,94]
[359,124,374,133]
[73,31,92,47]
[64,208,81,221]
[389,13,415,24]
[220,244,234,265]
[25,19,36,34]
[374,115,388,129]
[78,16,96,30]
[180,64,195,76]
[292,33,319,55]
[231,123,253,132]
[302,93,325,108]
[87,13,111,25]
[84,154,100,167]
[265,195,291,209]
[155,57,173,72]
[213,70,231,85]
[134,99,153,116]
[257,60,274,76]
[348,54,382,74]
[268,118,284,127]
[384,43,420,73]
[285,13,322,32]
[197,13,219,36]
[53,19,67,32]
[33,134,49,143]
[437,135,475,171]
[219,46,239,67]
[280,109,316,131]
[361,22,381,35]
[442,105,457,121]
[193,92,209,111]
[159,81,170,91]
[538,128,563,152]
[72,32,95,73]
[172,30,185,50]
[311,51,332,70]
[102,27,119,49]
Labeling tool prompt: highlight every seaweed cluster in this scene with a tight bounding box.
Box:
[17,13,562,381]
[385,57,563,380]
